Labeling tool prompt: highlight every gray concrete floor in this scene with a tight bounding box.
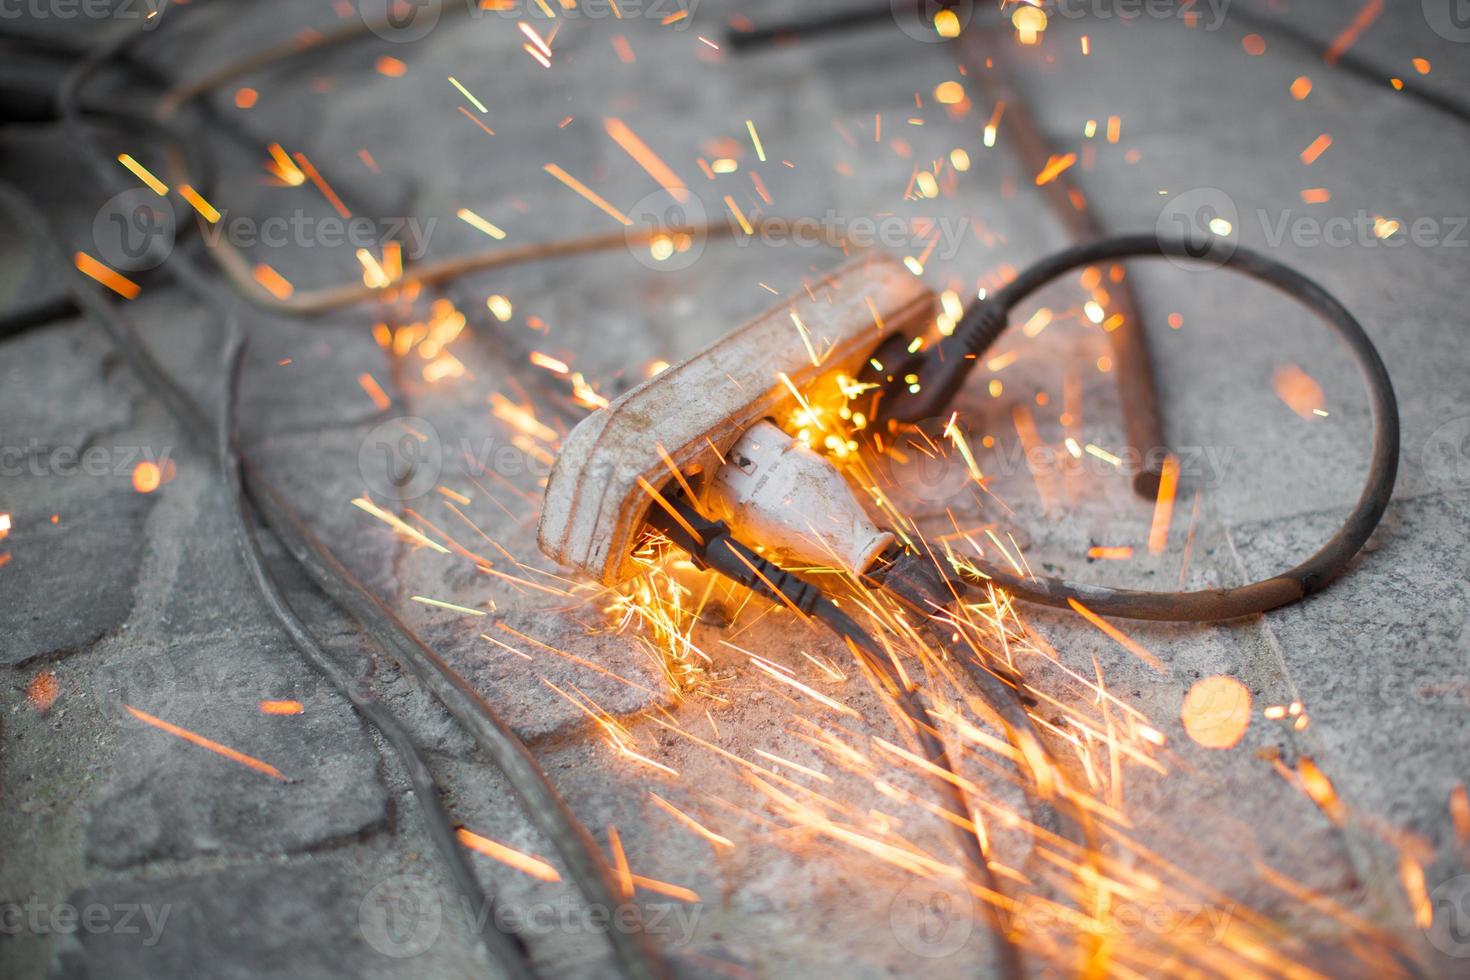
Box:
[1,1,1468,977]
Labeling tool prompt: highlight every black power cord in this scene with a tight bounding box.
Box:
[864,233,1399,621]
[643,497,1027,980]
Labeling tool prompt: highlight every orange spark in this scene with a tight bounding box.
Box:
[357,372,392,411]
[74,252,140,299]
[293,152,351,220]
[604,118,688,202]
[458,105,496,137]
[265,143,306,186]
[1290,76,1313,100]
[650,792,734,850]
[530,351,569,374]
[1300,134,1332,165]
[234,87,258,109]
[132,461,163,494]
[1297,756,1345,823]
[1273,363,1326,418]
[117,153,168,195]
[1451,784,1470,848]
[1035,153,1076,185]
[178,184,221,223]
[544,164,632,225]
[252,264,294,300]
[123,704,287,780]
[259,699,304,715]
[631,874,700,903]
[608,824,634,899]
[27,670,59,713]
[1147,454,1179,554]
[1180,676,1252,749]
[376,56,407,77]
[457,828,561,881]
[1067,598,1165,672]
[1324,0,1382,65]
[1087,546,1134,560]
[1400,853,1432,928]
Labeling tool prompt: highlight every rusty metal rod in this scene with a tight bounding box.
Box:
[959,31,1168,498]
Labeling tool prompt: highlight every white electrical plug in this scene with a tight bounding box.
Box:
[704,420,894,575]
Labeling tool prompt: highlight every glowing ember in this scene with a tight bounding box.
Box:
[27,670,59,713]
[1272,364,1326,418]
[123,704,287,780]
[1180,676,1252,749]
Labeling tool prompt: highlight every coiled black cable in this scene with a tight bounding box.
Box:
[868,233,1399,621]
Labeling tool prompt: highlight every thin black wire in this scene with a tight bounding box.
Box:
[0,179,541,978]
[644,500,1026,980]
[879,234,1399,621]
[217,337,536,978]
[39,14,666,980]
[724,3,1470,130]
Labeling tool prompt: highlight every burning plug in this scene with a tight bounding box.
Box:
[537,252,933,585]
[704,420,893,574]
